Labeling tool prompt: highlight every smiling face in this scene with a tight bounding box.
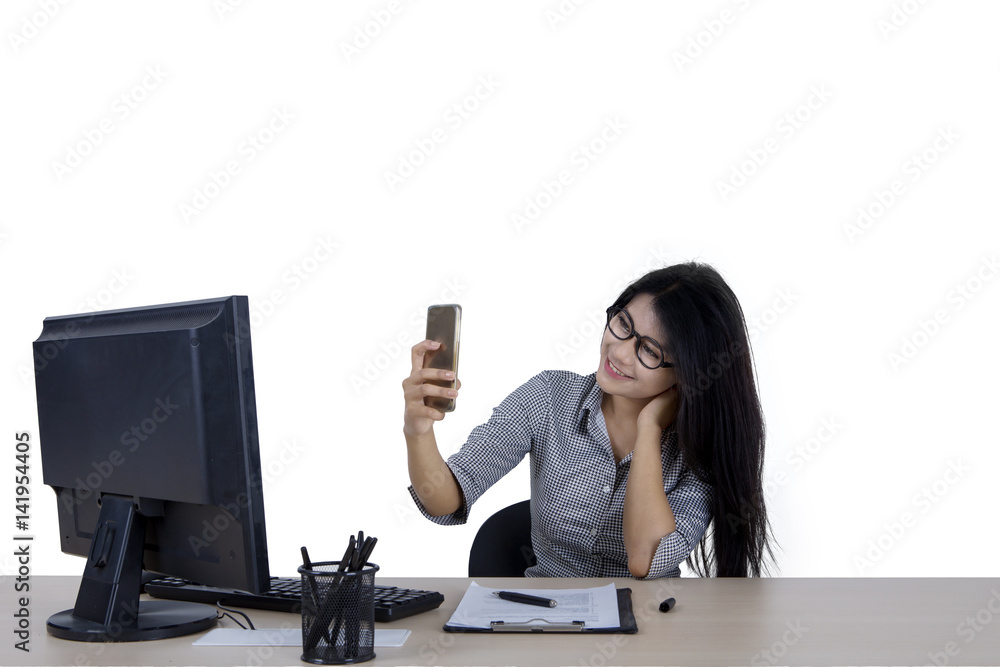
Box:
[597,292,678,402]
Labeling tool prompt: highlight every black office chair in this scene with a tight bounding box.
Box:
[468,500,537,577]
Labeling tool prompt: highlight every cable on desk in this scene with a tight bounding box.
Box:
[216,602,256,630]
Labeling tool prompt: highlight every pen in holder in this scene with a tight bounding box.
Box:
[298,561,379,665]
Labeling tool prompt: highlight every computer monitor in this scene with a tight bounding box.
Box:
[33,295,270,642]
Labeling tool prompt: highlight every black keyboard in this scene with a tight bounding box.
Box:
[144,576,444,623]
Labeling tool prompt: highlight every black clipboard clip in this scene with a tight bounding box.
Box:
[490,619,586,632]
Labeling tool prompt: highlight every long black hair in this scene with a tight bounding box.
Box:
[611,261,776,577]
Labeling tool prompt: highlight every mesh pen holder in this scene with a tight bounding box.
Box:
[298,561,379,665]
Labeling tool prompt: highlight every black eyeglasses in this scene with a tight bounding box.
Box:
[605,306,674,369]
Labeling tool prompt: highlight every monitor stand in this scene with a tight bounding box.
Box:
[47,494,217,642]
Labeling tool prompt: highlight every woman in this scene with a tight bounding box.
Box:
[402,262,775,578]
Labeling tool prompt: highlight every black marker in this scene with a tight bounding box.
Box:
[357,536,378,568]
[493,591,558,608]
[659,597,676,612]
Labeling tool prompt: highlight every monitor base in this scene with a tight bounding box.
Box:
[47,600,217,642]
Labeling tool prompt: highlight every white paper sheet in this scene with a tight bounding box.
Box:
[192,627,410,648]
[445,582,620,630]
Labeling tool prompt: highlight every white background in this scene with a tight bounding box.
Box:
[2,1,998,583]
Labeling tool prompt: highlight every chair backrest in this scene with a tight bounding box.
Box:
[468,500,536,577]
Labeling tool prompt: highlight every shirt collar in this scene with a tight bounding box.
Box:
[577,372,604,431]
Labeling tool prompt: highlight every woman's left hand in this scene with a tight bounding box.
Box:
[637,384,679,433]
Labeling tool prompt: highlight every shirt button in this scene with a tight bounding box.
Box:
[591,528,598,536]
[602,485,611,493]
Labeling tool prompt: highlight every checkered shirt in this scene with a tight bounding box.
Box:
[409,370,713,579]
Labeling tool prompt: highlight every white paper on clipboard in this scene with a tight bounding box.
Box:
[444,581,620,630]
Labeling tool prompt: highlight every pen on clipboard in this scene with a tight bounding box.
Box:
[492,591,558,608]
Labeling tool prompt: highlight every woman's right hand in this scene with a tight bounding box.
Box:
[402,340,460,438]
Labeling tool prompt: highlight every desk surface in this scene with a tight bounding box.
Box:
[4,576,1000,666]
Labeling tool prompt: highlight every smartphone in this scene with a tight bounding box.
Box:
[424,304,462,412]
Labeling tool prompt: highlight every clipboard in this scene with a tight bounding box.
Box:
[443,588,638,634]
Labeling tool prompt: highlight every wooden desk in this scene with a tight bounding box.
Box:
[5,576,1000,665]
